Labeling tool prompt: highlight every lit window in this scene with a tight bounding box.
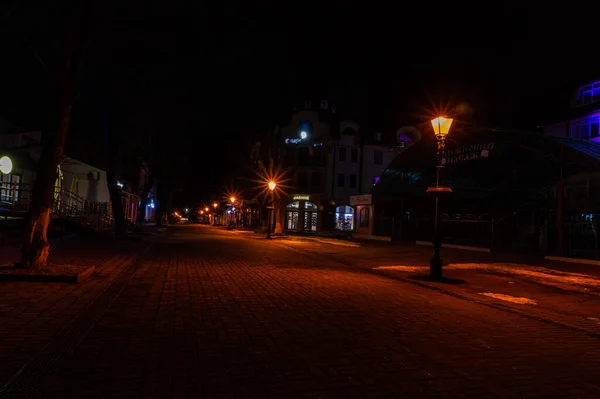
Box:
[570,115,600,139]
[576,81,600,106]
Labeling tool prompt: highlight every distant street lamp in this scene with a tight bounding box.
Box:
[213,202,218,226]
[266,181,276,239]
[184,207,189,224]
[426,117,453,280]
[0,156,13,174]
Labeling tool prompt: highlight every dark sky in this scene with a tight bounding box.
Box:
[1,1,598,205]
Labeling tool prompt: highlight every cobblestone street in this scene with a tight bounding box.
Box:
[2,226,600,398]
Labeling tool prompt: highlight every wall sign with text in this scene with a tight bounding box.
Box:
[442,142,496,165]
[293,195,310,201]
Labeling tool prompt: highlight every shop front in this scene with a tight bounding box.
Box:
[335,205,355,231]
[350,194,373,236]
[284,194,321,232]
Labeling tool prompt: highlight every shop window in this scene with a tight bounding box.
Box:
[305,201,318,210]
[335,205,354,230]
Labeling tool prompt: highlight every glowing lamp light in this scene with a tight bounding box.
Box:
[0,156,13,174]
[230,197,236,203]
[431,117,453,137]
[200,211,204,214]
[213,203,218,208]
[204,207,209,212]
[300,131,307,139]
[268,181,276,191]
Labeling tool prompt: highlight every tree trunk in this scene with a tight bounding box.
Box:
[19,10,82,268]
[107,170,127,238]
[135,167,155,231]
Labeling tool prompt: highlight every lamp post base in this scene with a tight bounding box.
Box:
[429,255,443,280]
[266,206,274,239]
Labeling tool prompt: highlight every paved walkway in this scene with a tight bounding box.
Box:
[0,234,155,395]
[0,225,596,398]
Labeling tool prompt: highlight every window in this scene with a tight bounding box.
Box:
[311,171,321,188]
[297,172,308,190]
[312,146,322,160]
[351,148,358,163]
[298,147,309,164]
[373,176,380,185]
[359,207,370,228]
[374,132,383,142]
[374,150,383,165]
[337,173,345,187]
[286,147,295,161]
[576,81,600,106]
[570,115,600,139]
[338,147,346,162]
[349,174,357,189]
[0,174,20,202]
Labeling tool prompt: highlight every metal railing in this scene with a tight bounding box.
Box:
[0,182,116,231]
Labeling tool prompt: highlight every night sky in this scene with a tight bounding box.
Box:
[1,2,598,205]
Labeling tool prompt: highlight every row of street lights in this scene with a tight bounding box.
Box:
[200,117,450,279]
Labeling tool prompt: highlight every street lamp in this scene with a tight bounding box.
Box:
[184,208,189,224]
[426,117,453,280]
[0,156,13,174]
[266,181,276,239]
[213,203,218,226]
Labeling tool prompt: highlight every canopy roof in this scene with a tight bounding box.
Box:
[372,128,600,207]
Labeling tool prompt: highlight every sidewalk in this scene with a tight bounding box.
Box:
[269,236,600,334]
[0,233,156,388]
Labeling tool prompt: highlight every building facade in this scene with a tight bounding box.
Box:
[0,127,155,227]
[274,100,400,233]
[544,78,600,140]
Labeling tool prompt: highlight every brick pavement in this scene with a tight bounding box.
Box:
[272,234,600,337]
[0,234,155,390]
[18,225,600,398]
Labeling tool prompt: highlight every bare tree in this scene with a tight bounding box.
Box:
[19,3,86,268]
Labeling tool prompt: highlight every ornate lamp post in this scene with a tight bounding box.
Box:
[426,117,453,280]
[266,181,276,239]
[213,202,218,226]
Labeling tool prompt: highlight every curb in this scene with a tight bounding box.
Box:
[545,255,600,266]
[416,240,491,253]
